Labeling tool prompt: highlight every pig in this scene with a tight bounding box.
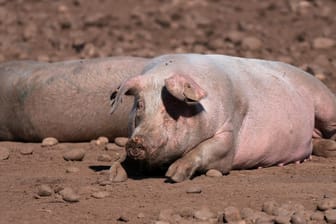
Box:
[0,57,148,142]
[110,54,336,182]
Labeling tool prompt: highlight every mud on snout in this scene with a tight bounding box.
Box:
[125,134,177,170]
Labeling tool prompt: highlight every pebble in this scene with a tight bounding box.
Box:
[154,221,169,224]
[241,37,262,51]
[59,187,80,203]
[97,154,112,162]
[317,198,336,211]
[63,148,85,161]
[262,201,279,215]
[225,30,244,44]
[310,211,325,221]
[0,147,10,160]
[114,137,128,147]
[325,209,336,224]
[91,191,110,199]
[117,215,129,222]
[65,166,80,173]
[109,161,128,182]
[315,73,327,81]
[255,215,274,224]
[137,212,145,218]
[186,186,202,194]
[20,147,33,155]
[194,207,216,221]
[240,207,255,219]
[312,37,335,49]
[205,169,223,177]
[274,215,290,224]
[37,184,53,197]
[105,143,124,151]
[290,213,306,224]
[95,136,109,145]
[178,207,194,218]
[223,206,241,222]
[272,207,292,217]
[78,185,99,195]
[41,137,58,147]
[158,209,174,222]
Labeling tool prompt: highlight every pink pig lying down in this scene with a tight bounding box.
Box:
[111,54,336,182]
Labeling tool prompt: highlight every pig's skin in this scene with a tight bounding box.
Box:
[0,57,148,142]
[111,54,336,182]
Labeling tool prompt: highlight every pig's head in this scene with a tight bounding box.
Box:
[110,72,207,168]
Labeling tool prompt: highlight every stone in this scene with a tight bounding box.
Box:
[241,37,262,50]
[91,191,110,199]
[158,209,174,222]
[223,206,242,222]
[63,148,85,161]
[109,161,128,182]
[41,137,58,147]
[65,166,80,173]
[117,215,129,222]
[225,30,244,44]
[114,137,128,147]
[205,169,223,177]
[20,147,33,155]
[291,213,307,224]
[59,187,80,203]
[274,215,291,224]
[137,212,145,218]
[325,209,336,224]
[105,143,124,151]
[262,201,279,215]
[97,154,112,162]
[37,184,53,197]
[194,207,216,221]
[186,186,202,194]
[0,147,10,160]
[313,37,335,49]
[317,198,336,211]
[310,211,325,221]
[95,136,109,145]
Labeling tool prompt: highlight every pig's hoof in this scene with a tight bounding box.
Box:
[165,159,198,183]
[313,138,336,158]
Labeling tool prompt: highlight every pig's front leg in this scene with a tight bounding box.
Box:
[165,131,235,183]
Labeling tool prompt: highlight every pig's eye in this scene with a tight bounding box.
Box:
[136,99,145,111]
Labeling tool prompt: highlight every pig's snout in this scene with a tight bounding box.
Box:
[126,136,147,160]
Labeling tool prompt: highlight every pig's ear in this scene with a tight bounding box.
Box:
[164,74,207,104]
[110,76,141,114]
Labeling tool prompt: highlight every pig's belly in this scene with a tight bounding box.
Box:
[231,95,314,169]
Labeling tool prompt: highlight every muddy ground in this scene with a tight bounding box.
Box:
[0,0,336,223]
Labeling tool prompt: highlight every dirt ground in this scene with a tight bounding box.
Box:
[0,0,336,223]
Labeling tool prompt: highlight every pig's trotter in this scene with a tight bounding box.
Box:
[313,138,336,158]
[166,132,234,182]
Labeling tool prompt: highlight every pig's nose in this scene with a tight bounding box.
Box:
[126,135,147,160]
